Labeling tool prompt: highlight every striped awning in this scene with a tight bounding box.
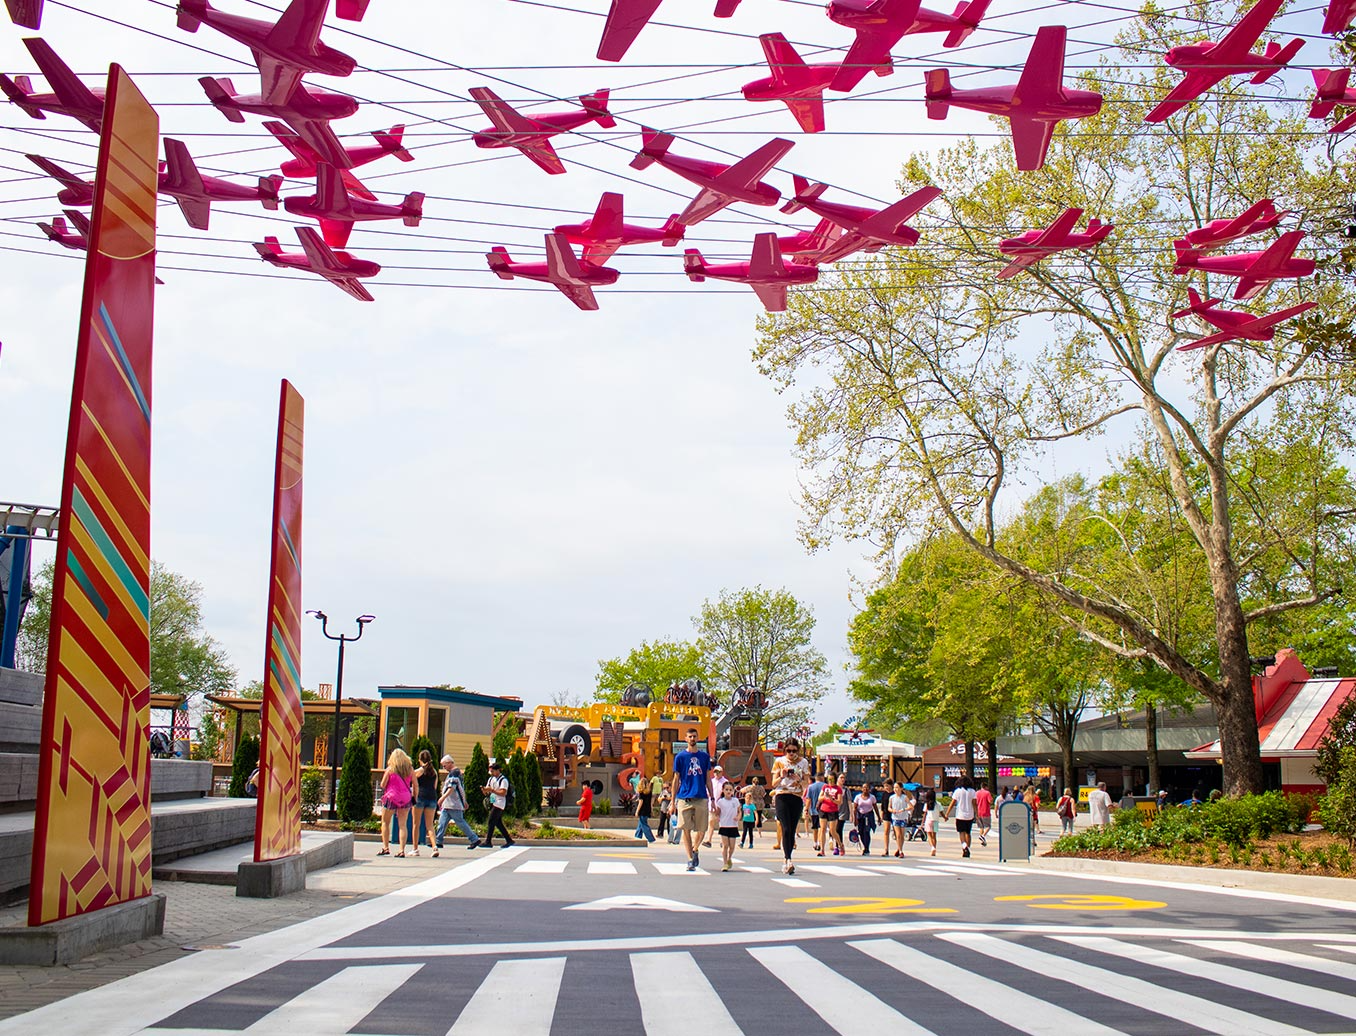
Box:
[1186,678,1355,759]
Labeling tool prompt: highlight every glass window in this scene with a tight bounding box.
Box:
[427,707,446,761]
[384,706,419,761]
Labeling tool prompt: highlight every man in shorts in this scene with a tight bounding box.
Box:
[974,781,993,847]
[806,772,826,854]
[943,775,978,858]
[670,728,713,872]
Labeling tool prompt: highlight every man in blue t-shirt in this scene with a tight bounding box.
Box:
[806,774,826,855]
[669,727,712,872]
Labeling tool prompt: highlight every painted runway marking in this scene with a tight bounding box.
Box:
[446,957,565,1035]
[632,952,743,1035]
[515,860,567,874]
[853,938,1127,1036]
[749,945,937,1035]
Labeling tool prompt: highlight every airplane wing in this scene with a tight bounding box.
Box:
[314,163,355,219]
[174,196,212,230]
[1145,72,1215,123]
[862,185,943,236]
[318,218,353,247]
[1030,206,1083,246]
[5,0,43,29]
[582,241,620,265]
[1177,329,1237,351]
[285,114,355,168]
[715,137,794,190]
[781,95,825,134]
[597,0,664,62]
[332,275,374,301]
[545,232,587,283]
[268,0,328,54]
[254,51,304,108]
[26,153,90,193]
[830,26,902,93]
[1008,114,1058,173]
[1214,0,1283,58]
[470,86,542,136]
[1246,230,1303,276]
[760,32,806,72]
[751,282,788,312]
[297,226,373,300]
[25,38,102,130]
[335,0,370,19]
[678,186,734,226]
[162,137,205,194]
[814,229,870,264]
[1014,25,1066,105]
[264,119,318,168]
[65,208,90,235]
[513,138,565,175]
[554,282,600,310]
[747,233,783,279]
[996,254,1039,279]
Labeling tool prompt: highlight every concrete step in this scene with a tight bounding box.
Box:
[153,831,355,886]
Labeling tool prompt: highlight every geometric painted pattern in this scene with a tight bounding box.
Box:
[255,380,304,862]
[28,66,159,926]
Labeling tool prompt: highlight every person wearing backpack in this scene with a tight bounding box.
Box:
[481,760,516,849]
[435,755,481,851]
[1056,787,1077,836]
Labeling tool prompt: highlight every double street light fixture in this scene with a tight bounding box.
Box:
[307,610,374,820]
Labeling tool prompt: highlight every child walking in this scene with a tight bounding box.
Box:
[715,782,742,871]
[740,792,757,847]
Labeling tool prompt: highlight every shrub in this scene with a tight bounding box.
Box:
[300,766,325,823]
[1050,791,1308,855]
[228,735,260,797]
[337,735,374,823]
[617,791,636,814]
[595,796,612,816]
[524,751,543,815]
[545,786,563,810]
[410,735,436,769]
[464,743,489,824]
[1317,746,1356,848]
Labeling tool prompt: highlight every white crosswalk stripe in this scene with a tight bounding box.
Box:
[445,957,566,1036]
[771,877,819,887]
[850,938,1128,1036]
[653,862,711,875]
[798,864,874,877]
[588,861,637,875]
[940,932,1310,1036]
[632,952,743,1036]
[1179,939,1356,984]
[1059,935,1356,1025]
[515,860,567,874]
[748,944,938,1035]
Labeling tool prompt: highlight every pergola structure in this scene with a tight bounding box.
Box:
[206,693,378,756]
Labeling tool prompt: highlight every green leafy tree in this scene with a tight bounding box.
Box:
[337,734,374,823]
[754,1,1356,795]
[410,734,436,769]
[492,715,519,764]
[695,586,829,742]
[506,748,529,819]
[13,557,50,673]
[523,750,543,816]
[228,734,260,798]
[464,742,489,824]
[595,638,712,703]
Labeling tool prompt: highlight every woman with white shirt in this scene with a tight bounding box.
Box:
[770,738,811,875]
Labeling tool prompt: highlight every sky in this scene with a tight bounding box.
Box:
[0,0,1338,729]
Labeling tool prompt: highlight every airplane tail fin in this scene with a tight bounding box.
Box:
[780,174,826,215]
[1309,68,1348,118]
[580,89,615,129]
[38,216,64,240]
[1170,286,1205,319]
[924,69,951,119]
[630,127,672,170]
[199,76,246,122]
[336,0,371,19]
[0,73,42,119]
[254,236,283,259]
[402,191,424,226]
[945,0,991,47]
[683,248,706,282]
[660,214,686,247]
[487,246,514,279]
[176,0,207,31]
[713,0,742,15]
[372,124,413,161]
[65,207,89,234]
[259,175,282,210]
[1172,238,1202,271]
[1253,38,1303,83]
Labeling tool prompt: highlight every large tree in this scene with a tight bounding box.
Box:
[594,638,711,704]
[695,586,829,742]
[755,2,1356,794]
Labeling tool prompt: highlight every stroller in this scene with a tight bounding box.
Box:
[903,795,926,842]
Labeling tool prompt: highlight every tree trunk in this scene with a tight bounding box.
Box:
[986,738,998,793]
[964,740,975,782]
[1217,679,1264,796]
[1061,739,1075,799]
[1145,705,1160,795]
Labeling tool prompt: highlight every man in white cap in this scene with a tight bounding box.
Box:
[435,755,481,850]
[704,764,728,848]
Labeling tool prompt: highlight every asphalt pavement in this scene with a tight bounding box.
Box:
[3,825,1356,1035]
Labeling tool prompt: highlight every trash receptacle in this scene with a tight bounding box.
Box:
[998,800,1032,862]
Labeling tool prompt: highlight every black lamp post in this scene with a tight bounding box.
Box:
[308,610,374,820]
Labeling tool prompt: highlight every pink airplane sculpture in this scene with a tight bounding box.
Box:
[283,163,423,247]
[630,129,794,225]
[1309,69,1356,134]
[742,34,838,133]
[1145,0,1302,123]
[553,192,684,264]
[1172,230,1314,301]
[1181,199,1285,251]
[335,0,369,18]
[1171,287,1316,351]
[780,175,942,263]
[1324,0,1356,34]
[596,0,742,62]
[778,218,844,263]
[0,38,104,132]
[159,138,282,230]
[26,154,94,206]
[37,209,89,250]
[264,121,410,201]
[177,0,356,106]
[469,88,614,175]
[486,232,619,311]
[925,26,1101,172]
[4,0,41,28]
[255,226,379,300]
[683,232,819,312]
[200,76,358,168]
[996,207,1113,278]
[828,0,992,92]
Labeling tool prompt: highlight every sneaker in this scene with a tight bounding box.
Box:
[781,861,791,874]
[692,850,699,869]
[503,841,516,849]
[686,859,697,872]
[467,841,481,850]
[722,862,732,872]
[962,847,970,858]
[787,863,795,875]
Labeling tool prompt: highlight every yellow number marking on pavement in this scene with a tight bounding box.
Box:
[786,897,957,915]
[994,894,1166,911]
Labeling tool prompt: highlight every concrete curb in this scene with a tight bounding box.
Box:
[1030,853,1356,901]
